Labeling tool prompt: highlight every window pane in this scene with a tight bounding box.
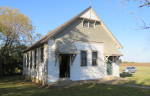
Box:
[41,47,44,62]
[81,51,87,66]
[24,54,26,67]
[92,60,97,66]
[83,21,88,28]
[34,50,37,68]
[92,51,97,66]
[92,52,97,59]
[89,21,94,28]
[30,52,32,68]
[27,54,28,68]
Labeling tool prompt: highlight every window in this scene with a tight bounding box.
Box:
[89,21,95,28]
[27,53,29,68]
[81,51,87,66]
[83,20,95,28]
[92,51,98,66]
[23,54,26,67]
[34,50,37,68]
[83,20,89,28]
[41,47,44,62]
[30,52,32,68]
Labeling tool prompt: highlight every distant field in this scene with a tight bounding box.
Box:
[120,62,150,86]
[121,62,150,66]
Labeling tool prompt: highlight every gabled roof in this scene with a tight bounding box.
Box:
[25,6,123,52]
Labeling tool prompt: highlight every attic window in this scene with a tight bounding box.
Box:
[83,20,95,28]
[89,21,95,28]
[83,20,88,28]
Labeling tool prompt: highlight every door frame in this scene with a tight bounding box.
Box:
[59,54,71,79]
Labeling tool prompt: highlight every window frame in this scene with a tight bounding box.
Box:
[92,51,98,66]
[82,20,96,28]
[27,53,29,68]
[83,20,89,28]
[80,50,87,66]
[34,49,37,69]
[23,54,26,67]
[89,21,95,28]
[41,47,44,63]
[30,51,32,69]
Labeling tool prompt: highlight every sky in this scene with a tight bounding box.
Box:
[0,0,150,62]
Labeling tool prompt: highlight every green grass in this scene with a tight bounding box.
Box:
[1,76,150,96]
[120,66,150,86]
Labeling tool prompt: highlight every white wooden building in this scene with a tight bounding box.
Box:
[23,7,123,85]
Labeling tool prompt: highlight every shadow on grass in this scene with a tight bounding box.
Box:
[124,79,150,87]
[120,72,133,78]
[0,75,24,83]
[1,76,150,96]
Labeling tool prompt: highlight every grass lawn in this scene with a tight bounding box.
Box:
[120,66,150,86]
[1,76,150,96]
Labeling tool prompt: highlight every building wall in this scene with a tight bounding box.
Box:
[47,40,106,82]
[112,62,120,77]
[46,18,121,83]
[47,40,59,82]
[70,42,106,81]
[23,44,48,85]
[23,18,121,84]
[54,18,120,56]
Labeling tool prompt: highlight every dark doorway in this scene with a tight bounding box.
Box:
[59,54,70,78]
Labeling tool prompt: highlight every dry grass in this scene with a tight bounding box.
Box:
[120,62,150,86]
[121,62,150,67]
[1,76,150,96]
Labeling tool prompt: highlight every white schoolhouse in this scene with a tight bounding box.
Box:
[23,7,123,85]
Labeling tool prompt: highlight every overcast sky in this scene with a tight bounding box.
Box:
[1,0,150,62]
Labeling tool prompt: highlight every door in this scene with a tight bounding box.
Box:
[59,54,70,78]
[107,60,112,75]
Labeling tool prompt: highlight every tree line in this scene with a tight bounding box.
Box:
[0,7,41,77]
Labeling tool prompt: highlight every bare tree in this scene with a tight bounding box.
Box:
[138,0,150,7]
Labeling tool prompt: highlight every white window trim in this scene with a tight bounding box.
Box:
[92,51,98,66]
[80,50,88,67]
[82,19,96,29]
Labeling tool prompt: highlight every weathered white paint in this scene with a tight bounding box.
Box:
[112,62,120,77]
[23,7,122,84]
[23,44,48,85]
[70,41,106,81]
[80,8,100,21]
[47,40,59,82]
[47,40,107,82]
[24,40,120,83]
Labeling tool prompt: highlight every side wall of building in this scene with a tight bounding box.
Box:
[54,18,120,56]
[47,40,106,83]
[23,44,48,85]
[47,40,59,82]
[112,62,120,77]
[46,18,121,83]
[70,42,106,81]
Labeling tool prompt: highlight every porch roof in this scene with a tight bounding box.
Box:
[104,48,123,56]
